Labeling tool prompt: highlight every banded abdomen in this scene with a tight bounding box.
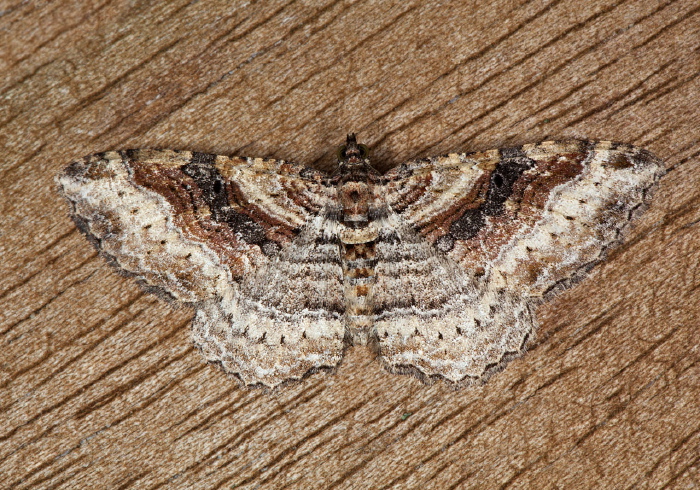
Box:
[337,168,381,344]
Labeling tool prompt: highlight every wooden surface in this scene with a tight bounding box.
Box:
[1,1,699,488]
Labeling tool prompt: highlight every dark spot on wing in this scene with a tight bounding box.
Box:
[181,162,267,245]
[446,145,535,241]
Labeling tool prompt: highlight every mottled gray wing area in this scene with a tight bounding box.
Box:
[377,141,664,385]
[194,213,346,388]
[58,150,345,388]
[371,208,535,384]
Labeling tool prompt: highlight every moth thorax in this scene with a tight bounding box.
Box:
[339,180,371,228]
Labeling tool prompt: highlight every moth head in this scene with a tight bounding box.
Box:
[337,133,369,165]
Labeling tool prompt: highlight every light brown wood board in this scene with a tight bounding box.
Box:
[1,0,699,488]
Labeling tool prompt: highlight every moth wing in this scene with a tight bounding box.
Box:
[371,208,535,384]
[58,150,346,388]
[57,149,329,303]
[383,141,664,299]
[376,141,663,384]
[194,212,347,388]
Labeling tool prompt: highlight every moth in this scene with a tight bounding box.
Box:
[57,135,664,388]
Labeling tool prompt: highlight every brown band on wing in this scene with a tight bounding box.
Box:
[240,159,329,220]
[127,155,282,279]
[383,151,493,241]
[416,170,491,240]
[382,166,434,215]
[446,146,538,243]
[280,169,327,216]
[141,155,311,245]
[449,144,589,265]
[223,178,301,244]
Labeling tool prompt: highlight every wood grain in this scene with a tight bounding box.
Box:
[1,0,699,488]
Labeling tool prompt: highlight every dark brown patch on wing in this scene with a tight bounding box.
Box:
[381,142,590,262]
[418,170,490,240]
[444,148,534,242]
[180,160,268,245]
[127,160,260,278]
[603,153,635,169]
[126,154,306,279]
[453,146,588,263]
